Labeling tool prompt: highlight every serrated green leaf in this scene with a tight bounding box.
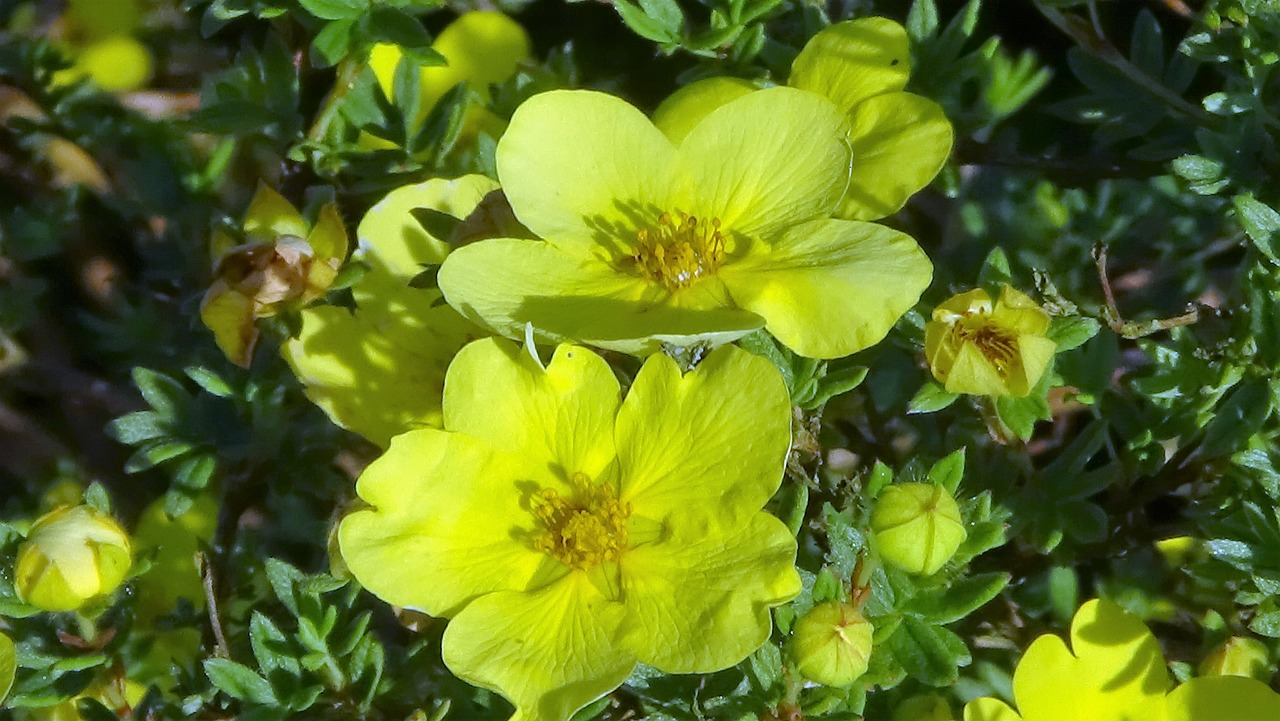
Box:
[204,658,279,705]
[266,558,305,616]
[906,573,1008,624]
[251,611,302,676]
[1047,315,1101,351]
[615,0,678,43]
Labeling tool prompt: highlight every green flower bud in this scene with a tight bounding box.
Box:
[788,601,874,687]
[14,505,132,612]
[870,483,966,575]
[892,694,955,721]
[1200,636,1271,681]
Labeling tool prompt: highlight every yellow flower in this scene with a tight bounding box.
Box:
[1200,636,1271,681]
[14,505,132,612]
[17,673,146,721]
[54,0,154,93]
[132,492,217,623]
[282,175,498,447]
[365,11,530,150]
[924,286,1056,397]
[964,599,1280,721]
[653,17,953,221]
[200,184,348,367]
[437,87,932,359]
[339,338,801,721]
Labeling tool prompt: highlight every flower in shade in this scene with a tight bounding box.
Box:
[200,184,348,368]
[652,17,953,221]
[281,175,504,447]
[54,0,154,92]
[964,598,1280,721]
[924,285,1056,397]
[364,11,530,151]
[339,338,800,721]
[437,87,932,359]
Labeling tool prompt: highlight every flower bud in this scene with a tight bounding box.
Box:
[1200,636,1271,681]
[923,285,1056,397]
[870,483,966,575]
[14,505,132,612]
[788,601,874,687]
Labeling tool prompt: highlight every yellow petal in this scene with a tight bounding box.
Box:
[429,11,531,106]
[618,512,799,672]
[1166,675,1280,721]
[839,92,953,220]
[68,35,153,93]
[243,184,307,243]
[200,282,258,368]
[1014,599,1169,721]
[652,77,755,145]
[963,698,1023,721]
[306,201,349,264]
[496,90,677,254]
[677,86,851,239]
[615,346,790,524]
[442,338,621,482]
[282,294,474,448]
[720,218,931,358]
[942,341,1009,396]
[356,175,500,278]
[1014,335,1056,396]
[442,574,633,721]
[437,238,763,354]
[789,18,911,113]
[339,429,549,616]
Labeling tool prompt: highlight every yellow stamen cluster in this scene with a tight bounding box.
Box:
[954,316,1018,374]
[532,473,631,570]
[630,211,725,291]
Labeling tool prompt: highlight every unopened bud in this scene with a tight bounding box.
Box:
[870,483,966,575]
[15,505,132,612]
[788,601,874,687]
[1200,636,1271,681]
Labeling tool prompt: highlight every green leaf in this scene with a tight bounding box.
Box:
[251,611,302,676]
[884,617,969,686]
[615,0,678,43]
[204,658,279,705]
[1202,377,1273,458]
[297,0,369,21]
[812,567,844,604]
[1233,193,1280,264]
[133,367,190,416]
[363,8,434,51]
[995,391,1051,441]
[108,411,167,445]
[184,366,234,397]
[906,572,1009,624]
[908,381,960,414]
[311,19,355,67]
[927,448,966,493]
[1047,315,1101,352]
[906,0,939,40]
[265,558,305,615]
[0,632,13,704]
[805,365,868,409]
[637,0,684,35]
[978,246,1012,297]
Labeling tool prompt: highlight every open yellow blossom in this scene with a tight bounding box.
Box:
[282,176,497,447]
[653,17,953,221]
[924,286,1056,397]
[365,11,530,150]
[200,184,348,367]
[54,0,154,93]
[964,599,1280,721]
[437,87,932,359]
[339,338,801,721]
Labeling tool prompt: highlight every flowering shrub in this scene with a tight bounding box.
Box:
[4,0,1280,720]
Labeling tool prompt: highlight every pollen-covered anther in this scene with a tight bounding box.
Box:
[955,317,1018,374]
[630,211,725,290]
[532,473,631,569]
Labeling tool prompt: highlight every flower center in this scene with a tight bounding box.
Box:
[956,317,1019,374]
[629,211,725,291]
[532,473,630,570]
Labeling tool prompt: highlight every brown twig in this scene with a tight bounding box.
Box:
[199,551,232,659]
[1093,244,1200,338]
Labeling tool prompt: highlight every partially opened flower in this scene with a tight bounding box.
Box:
[963,599,1280,721]
[200,184,348,367]
[437,87,932,359]
[282,175,499,447]
[15,505,132,612]
[924,286,1056,397]
[653,17,953,221]
[364,11,530,151]
[339,338,800,721]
